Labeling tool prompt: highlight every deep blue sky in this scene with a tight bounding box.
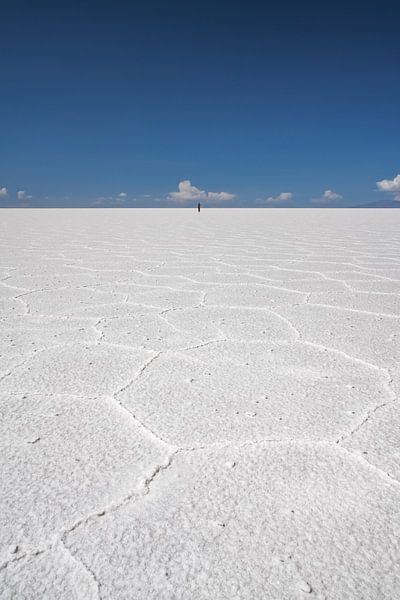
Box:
[1,0,399,207]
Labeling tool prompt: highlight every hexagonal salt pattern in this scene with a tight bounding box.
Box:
[1,208,400,599]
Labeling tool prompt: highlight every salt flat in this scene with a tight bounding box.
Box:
[1,208,400,599]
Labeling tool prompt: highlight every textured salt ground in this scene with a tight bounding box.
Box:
[0,393,170,565]
[118,340,390,446]
[0,208,400,599]
[0,543,99,600]
[64,443,400,600]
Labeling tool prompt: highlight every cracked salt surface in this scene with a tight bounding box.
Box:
[1,208,400,599]
[65,443,400,600]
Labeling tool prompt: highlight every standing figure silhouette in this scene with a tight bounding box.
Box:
[197,202,201,212]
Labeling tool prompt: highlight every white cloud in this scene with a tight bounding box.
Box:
[206,191,236,202]
[376,174,400,192]
[265,192,294,204]
[167,180,205,202]
[167,180,236,203]
[310,189,343,204]
[17,190,32,201]
[322,189,342,200]
[0,187,8,198]
[376,174,400,201]
[91,193,132,207]
[91,198,107,206]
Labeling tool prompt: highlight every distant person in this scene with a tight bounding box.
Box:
[197,202,201,212]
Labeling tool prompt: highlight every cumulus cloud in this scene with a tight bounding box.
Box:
[206,191,236,202]
[167,180,236,203]
[118,192,127,198]
[17,190,32,201]
[0,187,8,198]
[310,189,343,204]
[168,180,205,202]
[322,189,342,200]
[265,192,294,204]
[376,174,400,201]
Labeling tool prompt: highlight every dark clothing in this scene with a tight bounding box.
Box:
[197,203,201,212]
